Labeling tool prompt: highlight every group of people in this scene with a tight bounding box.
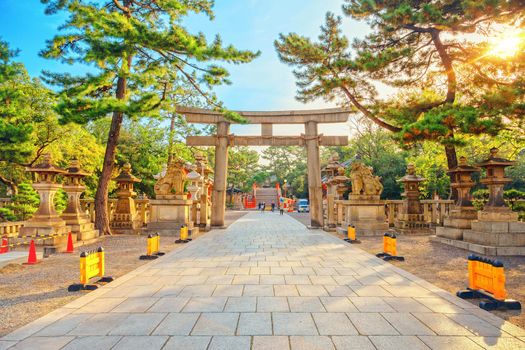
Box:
[257,201,285,215]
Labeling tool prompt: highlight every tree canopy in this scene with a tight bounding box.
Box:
[275,1,525,178]
[41,0,259,234]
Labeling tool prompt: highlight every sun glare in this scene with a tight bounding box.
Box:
[487,30,524,58]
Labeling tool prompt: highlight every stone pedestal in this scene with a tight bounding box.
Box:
[147,194,197,235]
[62,187,98,241]
[436,207,478,240]
[344,194,389,236]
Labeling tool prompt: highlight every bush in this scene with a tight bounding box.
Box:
[0,183,39,221]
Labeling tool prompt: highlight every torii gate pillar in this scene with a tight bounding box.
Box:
[305,121,323,228]
[211,121,230,227]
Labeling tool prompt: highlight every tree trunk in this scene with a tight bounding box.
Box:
[445,144,459,200]
[94,109,125,235]
[94,56,130,235]
[167,113,176,164]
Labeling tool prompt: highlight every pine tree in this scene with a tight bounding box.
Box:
[41,0,259,235]
[275,1,524,195]
[0,39,61,195]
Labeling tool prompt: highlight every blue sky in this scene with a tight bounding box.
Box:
[0,0,370,136]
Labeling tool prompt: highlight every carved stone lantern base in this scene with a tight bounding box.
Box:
[147,195,198,236]
[342,195,389,236]
[394,214,432,235]
[436,206,478,240]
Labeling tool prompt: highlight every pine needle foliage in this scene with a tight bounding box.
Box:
[276,1,525,171]
[40,0,260,234]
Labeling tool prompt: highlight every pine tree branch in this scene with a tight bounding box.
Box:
[112,0,131,14]
[339,84,402,133]
[0,173,17,195]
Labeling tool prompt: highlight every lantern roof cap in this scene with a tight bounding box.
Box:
[26,153,66,174]
[448,156,479,174]
[114,163,141,182]
[65,158,91,177]
[477,148,515,167]
[398,164,425,182]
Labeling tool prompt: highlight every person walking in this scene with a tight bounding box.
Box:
[271,202,275,212]
[279,203,284,216]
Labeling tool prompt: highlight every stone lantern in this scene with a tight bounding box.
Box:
[334,166,350,200]
[111,163,142,233]
[322,153,341,181]
[194,152,213,230]
[327,166,350,229]
[187,166,203,226]
[20,154,71,247]
[436,157,479,240]
[187,167,203,201]
[462,148,525,255]
[61,159,99,241]
[477,148,516,221]
[395,164,429,232]
[322,154,343,230]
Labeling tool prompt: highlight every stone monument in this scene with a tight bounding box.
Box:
[147,157,196,235]
[20,154,72,250]
[61,159,99,241]
[462,148,525,255]
[395,164,431,234]
[342,161,388,235]
[111,163,142,233]
[436,157,479,240]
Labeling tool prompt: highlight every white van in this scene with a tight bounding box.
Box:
[297,199,310,213]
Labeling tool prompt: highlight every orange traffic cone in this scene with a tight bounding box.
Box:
[25,240,38,265]
[0,237,7,254]
[66,232,74,253]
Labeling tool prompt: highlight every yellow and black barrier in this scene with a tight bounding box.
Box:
[140,233,165,260]
[68,247,113,292]
[457,255,521,311]
[376,232,404,261]
[175,225,192,244]
[344,224,360,244]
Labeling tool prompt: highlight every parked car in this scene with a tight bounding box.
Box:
[297,199,310,213]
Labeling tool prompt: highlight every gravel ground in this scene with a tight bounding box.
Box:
[0,210,248,337]
[287,212,525,329]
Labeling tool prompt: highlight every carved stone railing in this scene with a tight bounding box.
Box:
[386,199,454,227]
[0,221,24,238]
[80,198,150,227]
[334,199,454,228]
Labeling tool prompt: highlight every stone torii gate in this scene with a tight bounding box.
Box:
[177,106,349,228]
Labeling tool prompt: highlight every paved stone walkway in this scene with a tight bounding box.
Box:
[2,212,525,349]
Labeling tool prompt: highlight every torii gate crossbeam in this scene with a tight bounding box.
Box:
[178,106,350,229]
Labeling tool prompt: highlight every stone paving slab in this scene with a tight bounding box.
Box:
[2,212,525,349]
